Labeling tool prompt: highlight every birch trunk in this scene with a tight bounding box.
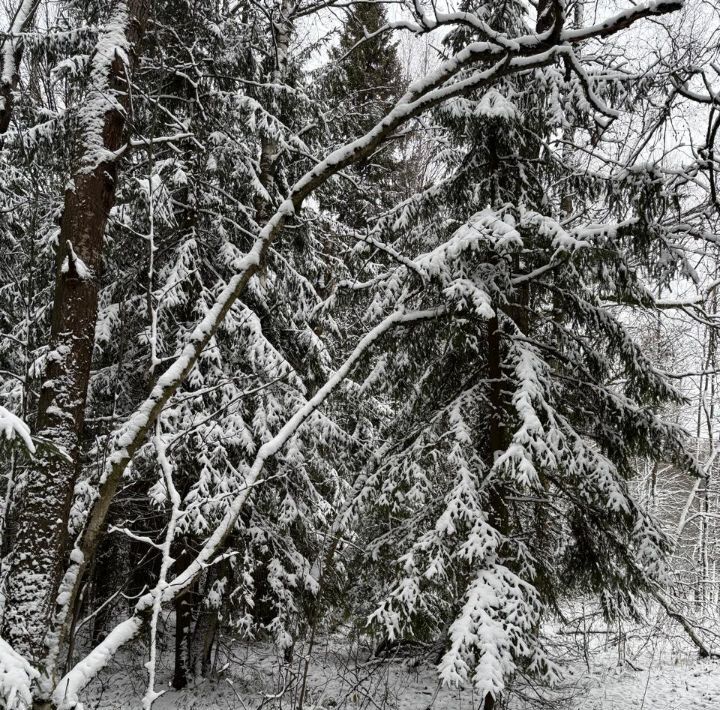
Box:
[254,0,295,224]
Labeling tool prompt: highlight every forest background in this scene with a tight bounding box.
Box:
[2,0,720,708]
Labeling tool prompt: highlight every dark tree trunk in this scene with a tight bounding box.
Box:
[1,0,150,677]
[486,314,509,534]
[172,540,195,689]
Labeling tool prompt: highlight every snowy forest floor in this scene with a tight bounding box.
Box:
[76,619,720,709]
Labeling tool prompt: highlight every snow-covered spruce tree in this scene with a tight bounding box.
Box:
[319,0,406,229]
[54,3,689,706]
[0,0,361,696]
[307,2,702,707]
[336,205,695,705]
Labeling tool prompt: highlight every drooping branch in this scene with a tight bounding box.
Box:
[62,35,554,657]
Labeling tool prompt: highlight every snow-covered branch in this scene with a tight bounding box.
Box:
[54,305,446,706]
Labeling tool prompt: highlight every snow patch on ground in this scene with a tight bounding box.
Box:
[69,626,720,710]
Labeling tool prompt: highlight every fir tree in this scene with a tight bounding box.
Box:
[319,2,701,706]
[321,1,406,228]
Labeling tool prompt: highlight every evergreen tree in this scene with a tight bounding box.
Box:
[317,1,701,706]
[329,2,403,134]
[321,1,406,228]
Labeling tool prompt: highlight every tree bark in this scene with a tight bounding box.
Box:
[190,565,221,678]
[1,0,150,683]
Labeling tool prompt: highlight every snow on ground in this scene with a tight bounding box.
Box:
[584,660,720,709]
[544,614,720,710]
[75,621,720,709]
[80,635,483,710]
[567,653,720,710]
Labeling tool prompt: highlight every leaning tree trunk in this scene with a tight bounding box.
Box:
[1,0,150,690]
